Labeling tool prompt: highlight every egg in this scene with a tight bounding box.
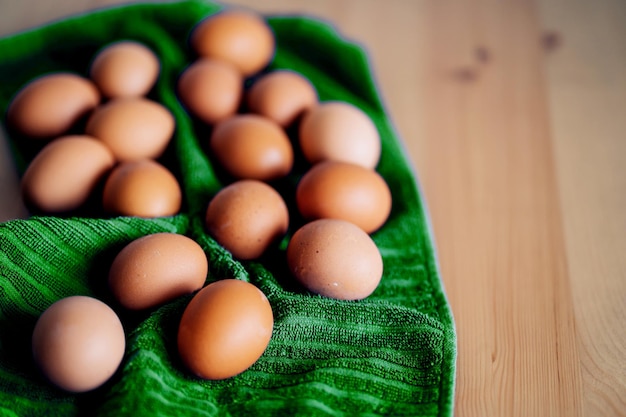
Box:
[102,159,182,218]
[89,40,160,98]
[246,70,318,127]
[299,101,381,169]
[177,279,273,380]
[205,180,288,260]
[177,58,242,124]
[286,219,383,300]
[210,114,293,181]
[7,72,100,139]
[31,296,125,393]
[108,233,208,311]
[21,135,115,213]
[190,9,274,77]
[85,97,175,162]
[296,161,392,234]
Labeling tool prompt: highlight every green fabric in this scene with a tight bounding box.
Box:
[0,1,456,416]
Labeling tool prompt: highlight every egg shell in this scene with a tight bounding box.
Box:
[299,101,381,169]
[85,97,175,162]
[286,219,383,300]
[31,295,125,393]
[177,279,274,380]
[190,9,274,76]
[296,161,392,234]
[210,114,293,181]
[7,72,100,139]
[246,70,318,127]
[102,159,182,218]
[177,58,242,125]
[205,180,289,260]
[108,233,208,311]
[89,40,160,99]
[21,135,115,213]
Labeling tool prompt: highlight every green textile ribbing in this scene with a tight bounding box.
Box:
[0,1,456,416]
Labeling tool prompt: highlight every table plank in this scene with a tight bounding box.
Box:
[538,1,626,415]
[411,1,584,415]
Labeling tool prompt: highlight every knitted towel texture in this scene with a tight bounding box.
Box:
[0,1,456,416]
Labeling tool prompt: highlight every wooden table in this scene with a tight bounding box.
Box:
[1,1,624,416]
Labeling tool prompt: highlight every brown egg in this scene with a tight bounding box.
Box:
[89,40,160,98]
[296,161,392,234]
[85,97,175,162]
[32,296,125,393]
[102,159,182,218]
[177,279,273,380]
[21,135,115,213]
[205,180,288,260]
[210,114,293,181]
[299,101,381,169]
[177,58,242,125]
[7,73,100,139]
[190,9,274,76]
[108,233,208,310]
[247,70,318,127]
[287,219,383,300]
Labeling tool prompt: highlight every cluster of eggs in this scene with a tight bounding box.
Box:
[15,7,395,393]
[32,232,273,392]
[178,11,393,300]
[10,41,183,218]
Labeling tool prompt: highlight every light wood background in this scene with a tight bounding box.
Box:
[0,1,624,416]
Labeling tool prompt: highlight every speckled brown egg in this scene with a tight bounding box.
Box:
[102,159,182,218]
[89,40,160,98]
[190,9,274,77]
[286,219,383,300]
[177,58,242,125]
[177,279,273,380]
[108,233,208,311]
[296,161,392,234]
[7,73,100,139]
[205,180,288,260]
[32,296,125,393]
[21,135,115,213]
[246,70,318,127]
[299,101,381,169]
[210,114,293,181]
[85,97,175,162]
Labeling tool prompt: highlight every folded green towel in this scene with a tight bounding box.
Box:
[0,1,456,415]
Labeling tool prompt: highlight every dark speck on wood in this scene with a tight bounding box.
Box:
[542,31,563,52]
[451,67,478,82]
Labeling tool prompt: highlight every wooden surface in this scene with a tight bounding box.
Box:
[0,0,625,416]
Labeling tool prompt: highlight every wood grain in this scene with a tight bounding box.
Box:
[0,0,624,416]
[538,1,626,415]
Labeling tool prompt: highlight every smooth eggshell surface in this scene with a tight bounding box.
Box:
[190,10,274,76]
[296,161,392,234]
[85,97,175,162]
[205,180,289,260]
[7,73,100,139]
[246,70,318,127]
[21,135,115,213]
[102,159,182,218]
[210,114,293,181]
[177,58,242,125]
[299,101,381,169]
[286,219,383,300]
[177,279,274,380]
[109,233,208,310]
[89,41,160,99]
[31,296,125,393]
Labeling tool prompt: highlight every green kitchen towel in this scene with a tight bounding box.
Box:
[0,1,456,416]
